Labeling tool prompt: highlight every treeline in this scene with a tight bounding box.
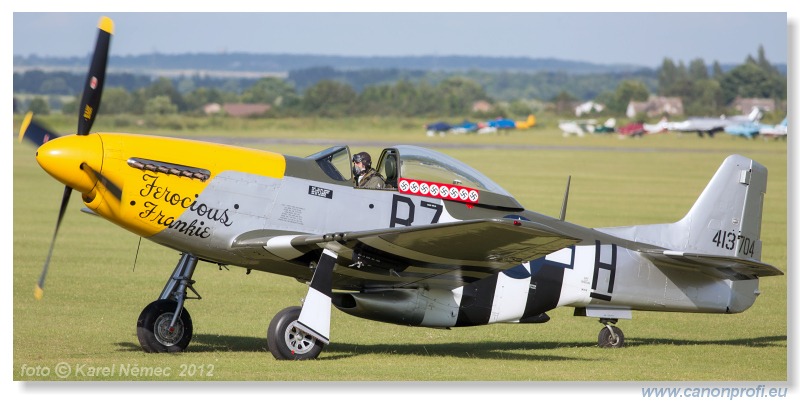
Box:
[14,46,786,119]
[19,76,511,119]
[653,46,786,116]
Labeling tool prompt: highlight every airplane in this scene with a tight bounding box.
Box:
[724,121,766,140]
[758,117,788,140]
[616,122,645,138]
[558,119,596,137]
[20,17,783,360]
[424,121,451,136]
[642,117,669,134]
[666,107,764,138]
[514,114,536,129]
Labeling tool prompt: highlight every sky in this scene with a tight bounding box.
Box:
[8,3,794,69]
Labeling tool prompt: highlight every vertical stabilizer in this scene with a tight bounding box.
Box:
[680,155,766,259]
[599,155,768,260]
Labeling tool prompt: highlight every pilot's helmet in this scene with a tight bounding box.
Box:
[353,152,372,169]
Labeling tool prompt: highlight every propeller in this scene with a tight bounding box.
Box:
[31,16,114,300]
[18,111,60,146]
[34,186,72,300]
[78,16,113,136]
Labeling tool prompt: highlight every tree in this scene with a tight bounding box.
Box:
[688,58,709,81]
[712,61,724,78]
[552,91,577,115]
[144,95,178,115]
[756,45,778,75]
[28,97,50,115]
[684,79,723,116]
[658,58,679,95]
[609,80,649,114]
[719,61,785,103]
[101,87,134,114]
[144,78,186,112]
[183,87,225,113]
[241,77,298,106]
[300,80,357,117]
[434,77,488,116]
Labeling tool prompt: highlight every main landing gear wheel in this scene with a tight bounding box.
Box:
[598,324,625,348]
[267,306,324,360]
[137,299,193,353]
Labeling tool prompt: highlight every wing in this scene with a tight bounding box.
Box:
[232,218,581,290]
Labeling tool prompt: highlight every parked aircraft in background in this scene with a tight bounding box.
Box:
[559,118,615,137]
[758,117,788,140]
[558,119,597,137]
[425,121,452,136]
[515,114,536,129]
[724,121,766,140]
[616,122,645,138]
[426,115,535,136]
[450,120,479,134]
[667,107,764,138]
[643,117,669,134]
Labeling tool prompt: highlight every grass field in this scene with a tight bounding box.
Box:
[11,117,789,389]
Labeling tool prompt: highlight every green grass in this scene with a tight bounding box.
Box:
[12,117,788,384]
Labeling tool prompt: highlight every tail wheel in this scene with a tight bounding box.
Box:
[598,325,625,348]
[137,299,193,353]
[267,306,324,360]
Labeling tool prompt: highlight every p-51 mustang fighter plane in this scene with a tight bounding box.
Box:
[21,17,782,360]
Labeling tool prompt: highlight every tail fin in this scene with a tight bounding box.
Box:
[679,154,766,259]
[747,107,763,122]
[600,155,768,260]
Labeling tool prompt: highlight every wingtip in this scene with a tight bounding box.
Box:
[98,16,114,35]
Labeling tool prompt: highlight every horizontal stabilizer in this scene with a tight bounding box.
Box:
[641,249,783,280]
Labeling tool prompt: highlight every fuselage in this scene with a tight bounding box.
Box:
[36,132,762,328]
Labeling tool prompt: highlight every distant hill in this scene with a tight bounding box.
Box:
[12,52,786,104]
[14,52,652,76]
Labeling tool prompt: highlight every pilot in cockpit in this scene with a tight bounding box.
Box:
[352,152,386,189]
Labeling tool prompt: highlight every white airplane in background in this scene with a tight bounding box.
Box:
[667,107,763,138]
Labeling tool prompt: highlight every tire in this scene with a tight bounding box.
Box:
[598,325,625,348]
[267,306,324,360]
[136,299,193,353]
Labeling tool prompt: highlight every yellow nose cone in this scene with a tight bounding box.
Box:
[36,134,103,194]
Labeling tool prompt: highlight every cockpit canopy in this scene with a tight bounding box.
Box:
[308,144,523,210]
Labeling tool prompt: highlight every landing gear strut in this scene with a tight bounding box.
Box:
[267,248,337,360]
[137,253,201,353]
[597,318,625,348]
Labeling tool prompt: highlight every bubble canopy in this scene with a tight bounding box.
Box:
[389,145,513,197]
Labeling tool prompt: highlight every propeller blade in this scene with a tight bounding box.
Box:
[35,185,73,300]
[77,16,114,136]
[18,112,61,147]
[82,163,123,201]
